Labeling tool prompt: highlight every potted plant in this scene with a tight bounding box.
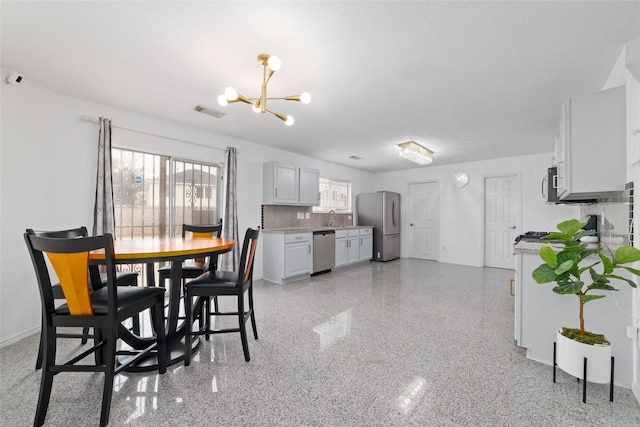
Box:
[532,218,640,384]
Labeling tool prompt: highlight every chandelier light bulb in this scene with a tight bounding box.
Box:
[267,56,281,71]
[217,95,229,106]
[285,115,294,126]
[299,92,311,104]
[224,87,238,101]
[252,103,261,113]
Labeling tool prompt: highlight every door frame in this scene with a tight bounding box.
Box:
[481,173,522,268]
[407,180,440,261]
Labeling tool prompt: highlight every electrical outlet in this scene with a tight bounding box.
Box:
[297,212,303,219]
[305,212,310,219]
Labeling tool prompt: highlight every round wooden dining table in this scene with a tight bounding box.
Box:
[89,237,235,371]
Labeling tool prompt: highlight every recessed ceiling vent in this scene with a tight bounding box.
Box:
[349,155,363,160]
[194,105,226,118]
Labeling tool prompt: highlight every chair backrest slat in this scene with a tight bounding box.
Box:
[46,251,93,315]
[239,227,260,286]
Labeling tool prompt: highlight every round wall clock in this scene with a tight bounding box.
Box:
[450,171,469,188]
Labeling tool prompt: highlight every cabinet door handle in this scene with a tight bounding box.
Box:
[541,176,547,198]
[274,188,278,198]
[308,245,311,254]
[509,278,515,297]
[360,238,363,245]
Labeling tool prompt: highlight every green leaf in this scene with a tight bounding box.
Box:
[586,283,617,292]
[580,294,606,303]
[539,246,557,267]
[557,219,586,237]
[555,260,574,275]
[621,266,640,279]
[606,274,637,288]
[553,281,584,294]
[614,246,640,264]
[532,264,557,283]
[599,254,614,273]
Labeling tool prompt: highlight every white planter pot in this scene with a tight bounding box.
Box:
[556,329,612,384]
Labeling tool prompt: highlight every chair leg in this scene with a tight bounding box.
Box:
[95,328,105,366]
[154,300,167,374]
[34,326,56,426]
[99,334,116,427]
[238,295,250,362]
[184,293,193,366]
[35,316,45,370]
[131,314,140,336]
[201,297,209,341]
[81,327,90,344]
[248,286,258,340]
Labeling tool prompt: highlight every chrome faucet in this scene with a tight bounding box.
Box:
[327,210,336,227]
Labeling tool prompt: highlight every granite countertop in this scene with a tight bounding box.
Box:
[262,226,373,234]
[514,238,626,254]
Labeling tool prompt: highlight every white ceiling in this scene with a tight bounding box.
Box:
[2,1,639,173]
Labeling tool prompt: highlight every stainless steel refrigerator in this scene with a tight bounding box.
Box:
[356,191,400,261]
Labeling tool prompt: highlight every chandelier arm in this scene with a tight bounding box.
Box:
[265,108,288,122]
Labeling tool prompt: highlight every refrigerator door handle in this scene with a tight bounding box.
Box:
[392,201,396,227]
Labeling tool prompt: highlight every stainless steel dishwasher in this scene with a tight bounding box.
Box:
[312,230,335,275]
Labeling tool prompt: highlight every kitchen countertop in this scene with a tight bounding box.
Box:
[262,226,373,234]
[514,239,625,254]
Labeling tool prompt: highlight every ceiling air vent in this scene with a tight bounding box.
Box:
[194,105,226,118]
[349,155,363,160]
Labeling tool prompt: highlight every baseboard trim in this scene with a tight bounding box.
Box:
[0,327,39,349]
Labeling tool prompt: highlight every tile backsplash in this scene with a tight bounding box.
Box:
[581,183,634,246]
[262,205,353,229]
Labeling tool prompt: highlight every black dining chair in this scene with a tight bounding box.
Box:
[28,226,140,370]
[24,231,167,427]
[157,222,223,285]
[183,227,260,365]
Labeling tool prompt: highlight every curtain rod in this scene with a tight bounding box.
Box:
[80,115,227,152]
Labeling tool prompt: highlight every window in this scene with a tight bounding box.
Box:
[111,148,220,240]
[314,177,352,213]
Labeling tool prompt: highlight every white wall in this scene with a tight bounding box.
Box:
[602,41,640,403]
[0,72,373,345]
[369,155,579,266]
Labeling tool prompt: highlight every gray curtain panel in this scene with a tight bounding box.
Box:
[92,117,116,237]
[221,146,239,270]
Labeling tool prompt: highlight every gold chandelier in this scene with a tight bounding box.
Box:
[217,54,310,126]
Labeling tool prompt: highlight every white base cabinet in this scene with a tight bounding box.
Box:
[263,232,312,284]
[335,228,373,268]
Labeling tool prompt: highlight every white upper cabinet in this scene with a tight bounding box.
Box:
[263,162,319,206]
[298,168,320,206]
[556,86,626,200]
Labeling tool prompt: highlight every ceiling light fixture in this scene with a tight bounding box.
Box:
[397,141,433,165]
[217,54,310,126]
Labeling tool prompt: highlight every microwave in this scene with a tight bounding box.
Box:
[543,167,596,204]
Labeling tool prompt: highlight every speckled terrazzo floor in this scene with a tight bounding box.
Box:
[1,259,639,426]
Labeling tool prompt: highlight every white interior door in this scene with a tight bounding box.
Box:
[484,175,519,269]
[408,181,439,260]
